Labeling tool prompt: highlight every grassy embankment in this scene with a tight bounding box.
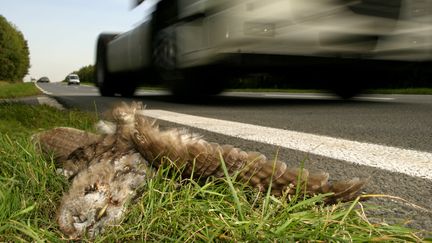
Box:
[0,81,42,99]
[0,82,429,241]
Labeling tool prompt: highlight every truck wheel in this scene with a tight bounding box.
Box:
[153,27,180,80]
[153,27,188,96]
[95,33,118,96]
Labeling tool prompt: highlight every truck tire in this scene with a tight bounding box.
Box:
[95,33,118,97]
[153,27,180,80]
[153,27,188,96]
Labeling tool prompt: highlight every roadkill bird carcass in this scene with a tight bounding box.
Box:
[32,102,368,239]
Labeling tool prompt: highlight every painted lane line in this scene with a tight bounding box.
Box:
[144,109,432,180]
[34,83,52,95]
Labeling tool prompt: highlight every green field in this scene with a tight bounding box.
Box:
[0,81,42,99]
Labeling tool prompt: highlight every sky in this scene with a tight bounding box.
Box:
[1,0,156,82]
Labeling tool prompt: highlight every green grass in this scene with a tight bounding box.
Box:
[0,103,429,242]
[0,81,42,99]
[0,103,97,241]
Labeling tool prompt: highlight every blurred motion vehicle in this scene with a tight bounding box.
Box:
[66,74,80,85]
[37,77,50,83]
[95,0,432,98]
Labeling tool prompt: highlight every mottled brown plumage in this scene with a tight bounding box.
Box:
[33,103,152,238]
[132,110,367,203]
[32,102,367,239]
[32,127,101,163]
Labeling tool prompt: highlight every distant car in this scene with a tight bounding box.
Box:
[66,74,80,85]
[37,77,50,83]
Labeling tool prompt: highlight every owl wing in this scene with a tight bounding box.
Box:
[32,127,101,163]
[132,109,367,203]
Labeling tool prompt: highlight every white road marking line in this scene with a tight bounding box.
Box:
[34,83,52,95]
[144,109,432,180]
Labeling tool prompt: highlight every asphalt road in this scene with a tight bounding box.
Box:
[37,82,432,232]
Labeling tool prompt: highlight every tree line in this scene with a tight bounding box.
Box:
[0,15,30,82]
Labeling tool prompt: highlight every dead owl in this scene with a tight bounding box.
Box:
[32,102,367,239]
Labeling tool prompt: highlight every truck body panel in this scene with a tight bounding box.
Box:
[97,0,432,97]
[107,22,152,72]
[106,0,432,71]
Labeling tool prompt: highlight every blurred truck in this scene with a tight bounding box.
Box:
[95,0,432,98]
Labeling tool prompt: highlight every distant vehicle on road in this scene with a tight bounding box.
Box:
[37,77,50,83]
[95,0,432,98]
[66,74,80,85]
